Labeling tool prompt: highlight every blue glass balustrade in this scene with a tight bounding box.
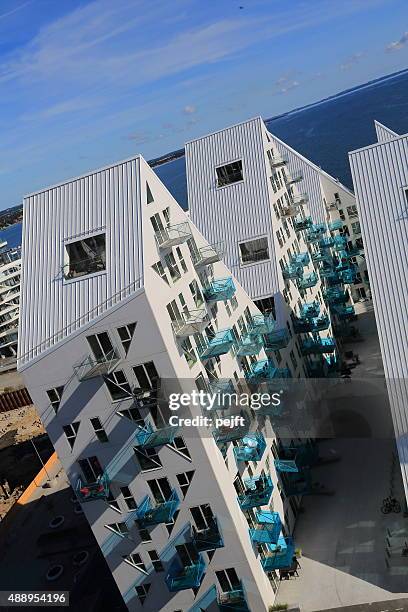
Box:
[237,333,263,356]
[247,313,276,336]
[305,223,327,242]
[249,511,282,544]
[237,474,274,510]
[312,250,331,264]
[300,301,320,319]
[134,423,180,449]
[155,222,192,249]
[347,245,361,257]
[203,277,236,302]
[333,304,355,319]
[198,329,235,360]
[324,287,349,304]
[192,518,223,551]
[282,263,303,280]
[318,236,334,249]
[263,328,290,351]
[165,553,206,592]
[301,337,336,355]
[192,243,223,268]
[340,268,357,284]
[75,473,110,502]
[274,442,319,472]
[283,470,312,496]
[217,582,250,611]
[290,252,310,267]
[136,491,180,527]
[293,216,313,231]
[332,235,348,251]
[293,314,330,333]
[261,535,295,571]
[297,272,318,290]
[245,359,286,384]
[329,219,343,231]
[234,432,266,462]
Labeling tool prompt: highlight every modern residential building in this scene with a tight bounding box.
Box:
[349,120,408,504]
[17,154,322,611]
[0,240,21,358]
[185,116,359,375]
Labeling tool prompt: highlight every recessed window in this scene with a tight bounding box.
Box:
[90,417,109,443]
[239,237,270,265]
[216,160,243,187]
[146,182,154,205]
[79,456,103,483]
[63,422,80,449]
[104,370,132,401]
[120,486,137,510]
[64,233,106,280]
[117,323,137,355]
[46,386,64,414]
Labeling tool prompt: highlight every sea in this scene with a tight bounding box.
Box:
[2,69,408,248]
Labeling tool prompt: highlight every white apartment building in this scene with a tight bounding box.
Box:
[0,240,21,358]
[349,120,408,503]
[17,154,324,611]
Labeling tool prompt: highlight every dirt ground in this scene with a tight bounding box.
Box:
[0,404,44,450]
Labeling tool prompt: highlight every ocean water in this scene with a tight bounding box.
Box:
[0,222,22,249]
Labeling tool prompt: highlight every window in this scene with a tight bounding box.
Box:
[239,237,269,265]
[351,221,361,235]
[216,160,243,187]
[346,205,358,218]
[147,549,164,572]
[176,247,188,273]
[216,568,241,593]
[123,553,147,573]
[133,361,159,390]
[107,522,129,536]
[164,252,181,282]
[150,213,164,234]
[139,528,152,543]
[181,337,197,368]
[163,207,170,225]
[190,504,214,531]
[289,350,298,371]
[187,237,200,264]
[117,323,136,355]
[176,470,195,497]
[63,422,80,449]
[147,477,172,503]
[134,446,162,471]
[189,279,203,307]
[135,583,151,605]
[79,456,103,483]
[167,299,182,325]
[104,370,132,401]
[87,332,116,362]
[120,486,137,510]
[90,417,109,443]
[106,489,120,512]
[65,233,106,279]
[46,386,64,414]
[117,405,144,426]
[146,182,154,205]
[152,261,169,285]
[165,509,179,535]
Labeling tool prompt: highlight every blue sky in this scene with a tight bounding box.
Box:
[0,0,407,209]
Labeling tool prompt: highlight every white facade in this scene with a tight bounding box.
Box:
[0,241,21,358]
[18,156,306,611]
[349,122,408,502]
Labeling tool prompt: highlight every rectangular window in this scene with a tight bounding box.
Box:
[87,332,116,362]
[64,233,106,280]
[90,417,109,443]
[187,237,200,265]
[117,405,144,426]
[239,237,270,265]
[46,386,64,414]
[169,437,191,460]
[216,568,241,593]
[152,261,169,285]
[346,205,358,218]
[147,477,172,503]
[164,252,181,282]
[124,553,147,574]
[147,549,164,572]
[63,422,80,449]
[104,370,132,401]
[79,456,103,483]
[135,584,151,605]
[176,247,188,273]
[117,323,136,355]
[133,361,159,390]
[107,521,129,536]
[134,446,162,471]
[351,221,361,235]
[189,280,204,307]
[190,504,214,531]
[216,160,243,187]
[181,337,197,368]
[176,470,195,498]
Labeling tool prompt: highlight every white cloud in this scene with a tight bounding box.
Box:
[386,31,408,52]
[183,105,196,114]
[340,52,364,71]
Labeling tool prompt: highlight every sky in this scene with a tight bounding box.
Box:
[0,0,407,209]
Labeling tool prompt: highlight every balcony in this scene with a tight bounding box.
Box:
[74,349,120,381]
[263,328,291,351]
[135,490,180,527]
[292,193,309,206]
[293,314,330,333]
[312,250,331,264]
[340,268,357,284]
[319,265,336,280]
[285,169,303,184]
[332,235,347,251]
[155,222,192,249]
[274,441,319,473]
[282,263,303,280]
[172,309,208,337]
[134,423,180,449]
[245,359,279,384]
[213,415,249,444]
[261,535,295,571]
[318,236,334,249]
[270,154,287,167]
[218,583,250,611]
[300,337,336,355]
[333,304,355,319]
[324,288,349,304]
[203,277,236,302]
[297,272,318,290]
[347,245,361,257]
[283,470,312,496]
[290,252,310,267]
[247,313,275,336]
[165,554,206,592]
[294,216,313,231]
[237,474,274,510]
[234,432,266,462]
[305,223,327,243]
[300,301,320,319]
[280,204,300,218]
[328,219,344,231]
[237,333,263,356]
[249,511,282,544]
[192,243,223,268]
[75,473,109,502]
[198,329,235,360]
[192,518,223,551]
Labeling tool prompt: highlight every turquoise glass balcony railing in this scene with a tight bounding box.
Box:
[247,313,276,336]
[192,518,223,552]
[305,223,326,242]
[165,554,206,592]
[318,236,334,249]
[74,349,120,381]
[234,432,266,462]
[300,337,336,355]
[319,265,336,279]
[192,243,223,268]
[312,250,331,264]
[172,309,208,337]
[329,219,343,231]
[249,511,282,544]
[298,272,318,290]
[245,359,278,384]
[237,474,274,510]
[325,271,343,286]
[261,535,295,571]
[213,415,249,444]
[136,491,180,527]
[198,329,235,360]
[75,473,109,502]
[346,245,361,257]
[134,423,180,449]
[332,235,348,251]
[155,222,192,249]
[237,333,263,356]
[283,470,312,496]
[293,313,330,333]
[263,328,291,351]
[340,268,357,284]
[333,304,355,319]
[217,583,250,612]
[203,277,236,302]
[285,169,303,184]
[282,263,303,280]
[290,252,310,267]
[274,442,319,473]
[293,216,313,231]
[324,287,349,304]
[300,301,320,319]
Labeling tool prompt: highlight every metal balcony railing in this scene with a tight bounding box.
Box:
[263,328,291,351]
[298,272,318,290]
[293,216,313,231]
[74,349,120,381]
[75,473,109,502]
[234,432,266,463]
[249,510,282,544]
[155,222,192,249]
[237,474,274,510]
[261,535,295,571]
[171,309,208,337]
[198,329,235,360]
[165,554,206,592]
[217,582,249,612]
[236,333,263,356]
[192,518,223,552]
[191,243,223,268]
[247,313,276,336]
[300,337,336,355]
[285,169,303,184]
[135,490,180,527]
[134,423,180,449]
